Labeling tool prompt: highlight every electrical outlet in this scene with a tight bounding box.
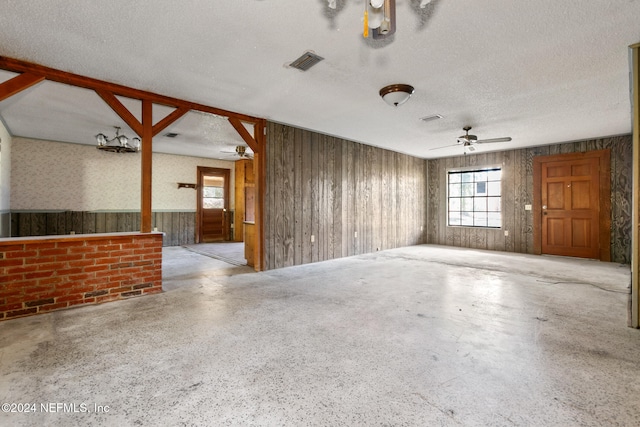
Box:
[311,235,315,243]
[420,225,423,231]
[504,230,509,236]
[354,231,357,238]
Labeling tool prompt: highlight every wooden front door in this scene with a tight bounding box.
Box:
[197,167,230,243]
[533,150,610,260]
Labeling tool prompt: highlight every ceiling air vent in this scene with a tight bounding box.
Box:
[420,114,443,123]
[289,51,324,71]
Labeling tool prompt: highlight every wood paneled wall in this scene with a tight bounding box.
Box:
[10,211,196,247]
[264,122,427,270]
[426,135,632,264]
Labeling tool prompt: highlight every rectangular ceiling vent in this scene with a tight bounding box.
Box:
[420,114,443,123]
[289,51,324,71]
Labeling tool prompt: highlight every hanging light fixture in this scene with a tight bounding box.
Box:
[379,84,414,106]
[326,0,395,38]
[363,0,396,39]
[95,126,140,153]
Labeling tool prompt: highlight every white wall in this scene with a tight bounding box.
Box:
[10,137,235,211]
[0,119,11,236]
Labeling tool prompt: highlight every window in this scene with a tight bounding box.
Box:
[448,167,501,228]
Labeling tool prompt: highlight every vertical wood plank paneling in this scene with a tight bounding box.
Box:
[317,134,326,261]
[263,122,431,270]
[18,213,30,236]
[274,125,285,268]
[9,210,195,246]
[524,148,535,253]
[388,152,398,249]
[283,124,295,267]
[291,125,303,266]
[95,212,106,234]
[301,129,313,264]
[351,141,360,255]
[310,131,320,263]
[10,213,18,237]
[83,212,96,234]
[332,137,343,259]
[105,213,118,233]
[326,136,336,259]
[381,150,390,250]
[69,211,83,234]
[340,140,349,258]
[513,149,525,253]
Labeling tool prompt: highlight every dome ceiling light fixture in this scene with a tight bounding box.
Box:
[95,126,140,153]
[379,84,414,106]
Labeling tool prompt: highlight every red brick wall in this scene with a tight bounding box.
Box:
[0,232,163,320]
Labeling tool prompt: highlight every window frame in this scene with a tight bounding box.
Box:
[446,165,503,229]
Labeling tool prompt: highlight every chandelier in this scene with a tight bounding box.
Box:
[95,126,140,153]
[327,0,434,39]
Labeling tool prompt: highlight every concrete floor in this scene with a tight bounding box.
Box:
[0,244,638,426]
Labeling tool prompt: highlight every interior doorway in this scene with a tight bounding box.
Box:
[533,150,611,260]
[197,167,230,243]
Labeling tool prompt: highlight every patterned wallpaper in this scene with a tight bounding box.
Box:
[0,119,10,212]
[0,120,11,237]
[10,137,235,211]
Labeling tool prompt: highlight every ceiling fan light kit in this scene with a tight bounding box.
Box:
[379,83,414,106]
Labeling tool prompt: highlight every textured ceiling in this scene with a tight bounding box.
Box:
[1,0,639,159]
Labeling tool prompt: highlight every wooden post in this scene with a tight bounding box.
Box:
[254,119,266,271]
[141,99,153,233]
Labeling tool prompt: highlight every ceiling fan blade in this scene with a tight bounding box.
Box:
[475,137,512,144]
[429,143,461,151]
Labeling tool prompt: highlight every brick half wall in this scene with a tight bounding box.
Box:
[0,232,163,320]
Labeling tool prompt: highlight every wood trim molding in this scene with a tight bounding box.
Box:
[141,100,153,233]
[228,117,259,152]
[0,72,45,102]
[253,119,266,270]
[152,107,189,137]
[95,89,143,136]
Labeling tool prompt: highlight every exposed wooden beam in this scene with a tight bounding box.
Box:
[95,89,143,136]
[0,56,261,124]
[228,117,258,152]
[141,99,153,233]
[0,72,45,102]
[152,106,189,137]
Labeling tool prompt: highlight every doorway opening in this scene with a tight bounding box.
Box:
[192,165,253,266]
[197,167,230,243]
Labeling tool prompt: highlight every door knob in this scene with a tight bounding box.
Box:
[542,205,547,209]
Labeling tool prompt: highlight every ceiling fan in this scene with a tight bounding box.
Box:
[430,126,512,153]
[220,145,253,159]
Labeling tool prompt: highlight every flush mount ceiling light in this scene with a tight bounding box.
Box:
[379,84,414,106]
[95,126,140,153]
